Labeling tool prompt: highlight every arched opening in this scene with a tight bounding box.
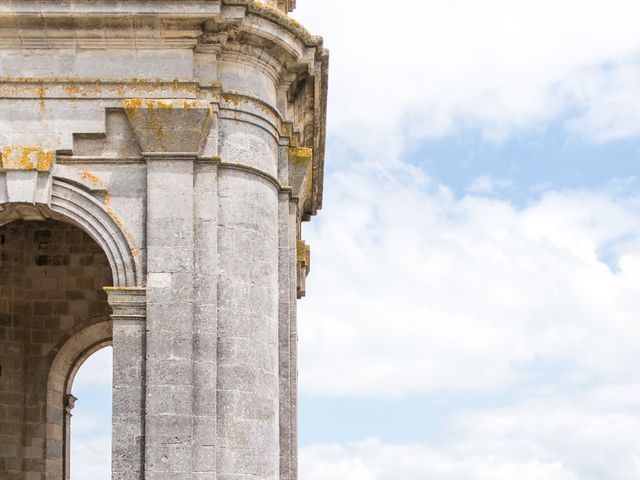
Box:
[0,219,113,480]
[68,346,112,480]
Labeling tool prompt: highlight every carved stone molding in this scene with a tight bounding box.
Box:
[104,287,147,322]
[124,99,213,157]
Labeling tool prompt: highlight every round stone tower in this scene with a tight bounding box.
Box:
[0,2,327,480]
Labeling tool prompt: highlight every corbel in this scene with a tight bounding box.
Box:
[296,239,310,299]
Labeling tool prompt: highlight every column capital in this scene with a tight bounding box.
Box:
[104,287,147,321]
[124,99,213,158]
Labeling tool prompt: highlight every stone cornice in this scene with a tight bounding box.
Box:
[0,1,221,17]
[0,0,329,218]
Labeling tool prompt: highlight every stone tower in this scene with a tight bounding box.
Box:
[0,1,327,480]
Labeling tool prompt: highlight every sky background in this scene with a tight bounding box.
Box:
[72,1,640,478]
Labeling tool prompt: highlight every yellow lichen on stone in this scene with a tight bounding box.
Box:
[37,85,48,114]
[124,98,203,112]
[288,147,313,165]
[80,171,106,187]
[222,92,244,106]
[297,240,311,272]
[251,1,306,32]
[1,146,55,172]
[124,98,143,116]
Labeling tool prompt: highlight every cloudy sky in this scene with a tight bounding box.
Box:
[72,1,640,478]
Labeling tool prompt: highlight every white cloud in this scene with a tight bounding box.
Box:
[73,346,113,386]
[467,175,512,194]
[301,393,640,479]
[301,438,579,480]
[299,164,640,397]
[70,434,111,480]
[295,0,640,153]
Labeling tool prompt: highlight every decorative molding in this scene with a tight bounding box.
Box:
[0,78,206,100]
[104,287,147,321]
[0,1,221,17]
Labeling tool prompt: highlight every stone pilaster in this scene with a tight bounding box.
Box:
[105,287,147,480]
[125,99,214,480]
[192,158,219,480]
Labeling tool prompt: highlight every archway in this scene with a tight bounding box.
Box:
[0,219,113,480]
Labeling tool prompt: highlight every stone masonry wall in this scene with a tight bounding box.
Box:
[0,220,111,480]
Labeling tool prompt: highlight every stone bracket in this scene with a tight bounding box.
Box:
[104,287,147,321]
[287,146,313,212]
[124,99,213,157]
[0,146,55,208]
[0,146,111,217]
[296,240,310,299]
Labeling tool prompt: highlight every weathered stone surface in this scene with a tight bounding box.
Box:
[0,1,328,479]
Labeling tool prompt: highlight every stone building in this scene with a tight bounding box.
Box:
[0,1,327,479]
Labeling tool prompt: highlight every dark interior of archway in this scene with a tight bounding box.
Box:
[0,219,112,479]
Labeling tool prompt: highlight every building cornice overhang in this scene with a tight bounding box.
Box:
[0,1,222,18]
[0,0,328,216]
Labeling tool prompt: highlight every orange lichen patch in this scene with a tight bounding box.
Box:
[124,98,144,115]
[80,171,107,188]
[288,147,313,165]
[37,85,47,114]
[251,1,307,33]
[63,84,91,97]
[222,92,245,107]
[124,98,205,112]
[104,205,140,258]
[1,146,55,172]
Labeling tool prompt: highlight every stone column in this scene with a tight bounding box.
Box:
[214,106,282,479]
[216,167,280,480]
[63,394,76,480]
[192,158,219,480]
[125,99,213,480]
[105,287,147,480]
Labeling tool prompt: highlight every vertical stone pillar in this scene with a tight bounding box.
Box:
[192,159,219,479]
[125,99,213,480]
[63,394,76,480]
[105,287,147,480]
[146,154,195,480]
[216,167,280,480]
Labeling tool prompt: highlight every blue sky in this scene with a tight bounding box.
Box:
[73,1,640,478]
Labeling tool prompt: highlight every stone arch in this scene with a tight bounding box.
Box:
[45,319,113,480]
[49,178,139,287]
[0,175,140,287]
